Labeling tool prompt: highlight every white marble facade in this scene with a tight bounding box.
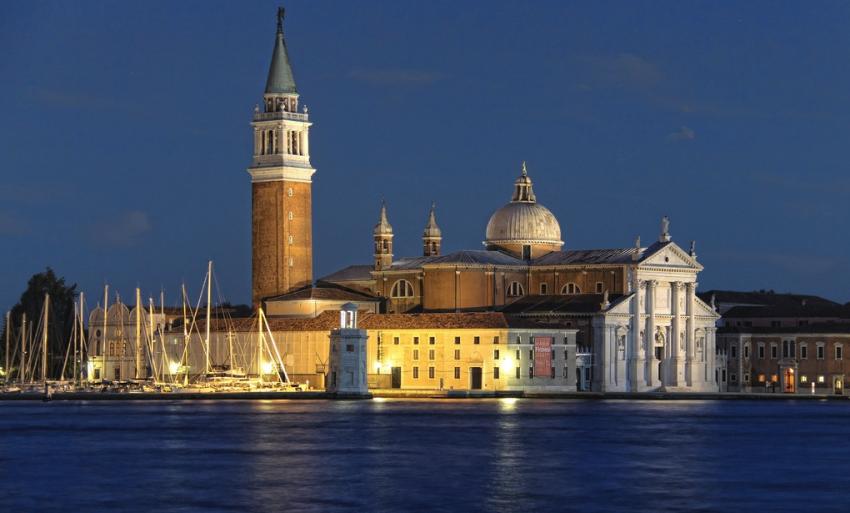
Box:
[593,239,720,392]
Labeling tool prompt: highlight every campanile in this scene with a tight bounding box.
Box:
[249,8,315,307]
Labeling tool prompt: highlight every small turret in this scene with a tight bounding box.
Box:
[422,202,442,257]
[373,201,393,270]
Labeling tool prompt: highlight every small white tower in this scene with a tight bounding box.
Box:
[327,303,370,397]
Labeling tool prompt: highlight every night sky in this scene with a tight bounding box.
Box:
[2,1,850,312]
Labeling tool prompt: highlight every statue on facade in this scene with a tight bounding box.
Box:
[660,215,671,242]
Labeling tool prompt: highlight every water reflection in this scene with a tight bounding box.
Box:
[2,400,850,512]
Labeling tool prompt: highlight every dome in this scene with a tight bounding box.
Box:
[485,202,562,245]
[484,162,563,251]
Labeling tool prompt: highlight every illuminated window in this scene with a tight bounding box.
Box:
[288,235,293,244]
[818,375,825,383]
[288,211,294,220]
[507,282,525,297]
[428,367,435,379]
[770,374,778,383]
[561,283,581,295]
[758,374,766,383]
[454,367,460,379]
[801,375,808,383]
[287,187,293,197]
[288,257,294,267]
[390,280,414,298]
[413,367,419,379]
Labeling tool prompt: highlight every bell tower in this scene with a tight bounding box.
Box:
[422,202,441,257]
[373,201,393,271]
[249,8,315,307]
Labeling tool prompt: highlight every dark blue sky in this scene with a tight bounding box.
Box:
[2,1,850,311]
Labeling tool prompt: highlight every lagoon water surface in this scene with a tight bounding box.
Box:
[1,399,849,512]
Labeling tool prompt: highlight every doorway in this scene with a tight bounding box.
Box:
[470,367,483,390]
[833,377,843,395]
[391,367,402,389]
[783,368,796,393]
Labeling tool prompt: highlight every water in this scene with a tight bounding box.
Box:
[1,399,848,512]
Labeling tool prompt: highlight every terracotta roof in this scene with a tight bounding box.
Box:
[698,290,839,308]
[264,284,379,303]
[318,264,374,283]
[425,250,524,266]
[723,304,848,319]
[194,311,573,333]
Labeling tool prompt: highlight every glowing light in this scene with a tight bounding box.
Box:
[374,361,383,372]
[168,361,181,375]
[500,357,515,374]
[261,361,275,375]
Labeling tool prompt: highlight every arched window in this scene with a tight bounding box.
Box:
[390,280,415,298]
[507,282,525,297]
[561,283,581,295]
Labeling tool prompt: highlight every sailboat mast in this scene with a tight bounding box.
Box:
[258,307,265,381]
[20,313,26,384]
[4,311,9,385]
[78,292,85,386]
[41,293,49,383]
[70,300,78,382]
[102,285,109,382]
[205,260,212,375]
[135,288,143,379]
[181,283,188,386]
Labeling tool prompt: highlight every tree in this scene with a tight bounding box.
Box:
[2,268,77,379]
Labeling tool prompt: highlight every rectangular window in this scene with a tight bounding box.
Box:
[731,346,737,358]
[413,337,419,345]
[771,320,781,328]
[454,349,460,360]
[596,282,604,293]
[801,345,808,359]
[563,367,568,379]
[529,366,534,379]
[493,336,500,344]
[516,349,521,360]
[516,335,521,344]
[801,375,808,383]
[744,345,750,358]
[758,345,765,359]
[454,367,460,379]
[346,344,354,352]
[721,370,727,382]
[818,375,825,383]
[817,345,825,360]
[758,374,765,383]
[782,341,789,358]
[428,367,435,379]
[836,346,843,360]
[413,367,419,379]
[474,336,480,345]
[413,349,419,361]
[770,344,777,359]
[494,349,500,360]
[529,350,533,360]
[540,283,548,295]
[394,337,400,345]
[494,367,500,379]
[516,367,521,379]
[551,367,555,378]
[429,337,436,345]
[744,374,750,383]
[731,374,737,382]
[454,336,461,345]
[428,349,435,361]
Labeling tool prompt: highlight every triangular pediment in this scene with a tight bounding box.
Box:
[639,242,703,271]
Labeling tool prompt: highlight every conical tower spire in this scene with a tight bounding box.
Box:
[265,7,298,95]
[373,200,393,270]
[423,202,442,257]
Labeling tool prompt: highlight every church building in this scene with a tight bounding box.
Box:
[250,9,720,393]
